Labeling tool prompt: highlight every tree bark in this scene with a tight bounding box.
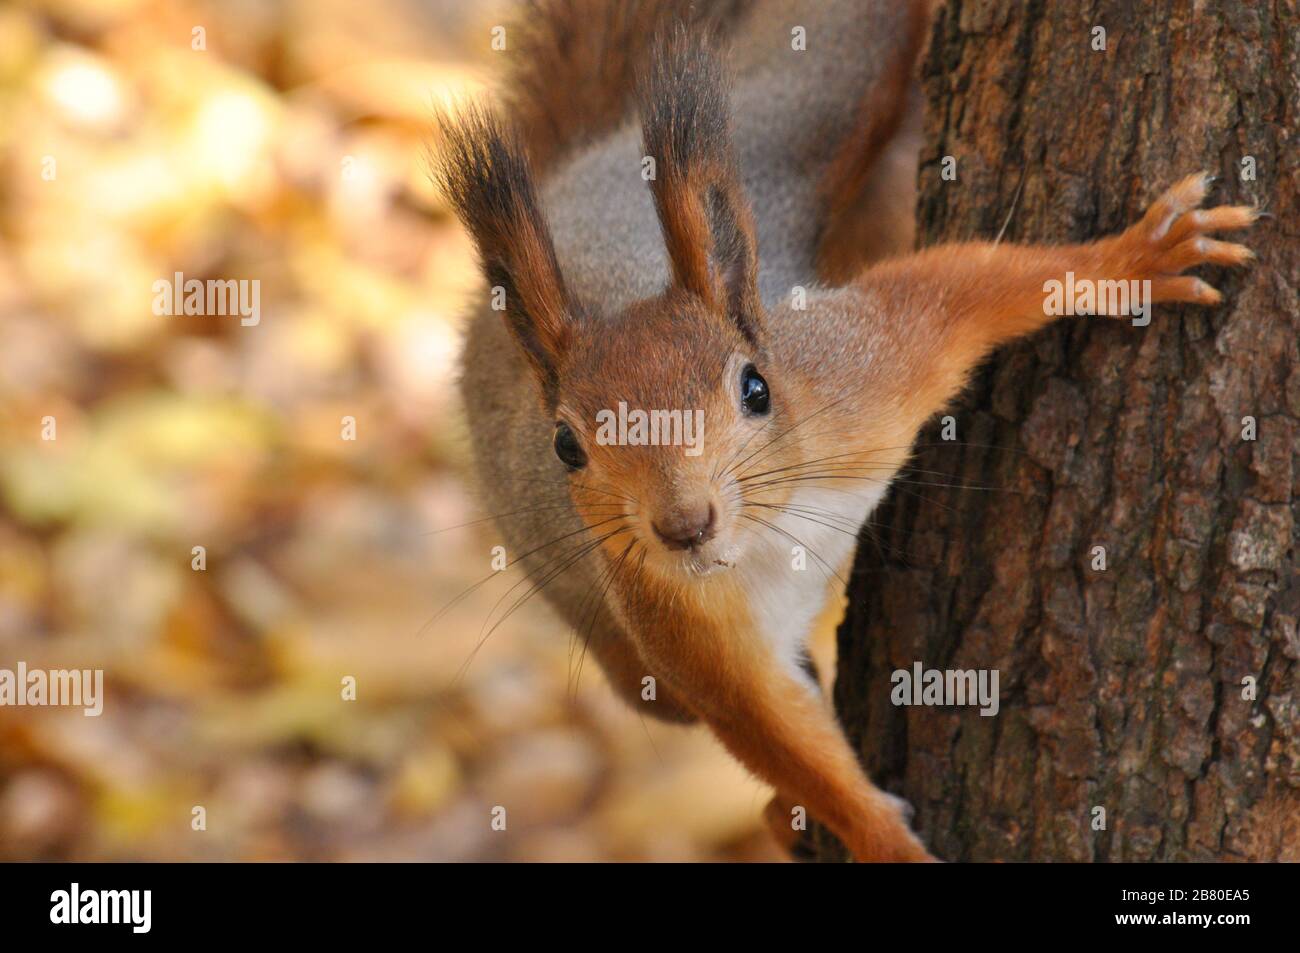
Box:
[817,0,1299,862]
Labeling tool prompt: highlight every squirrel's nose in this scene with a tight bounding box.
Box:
[653,502,716,551]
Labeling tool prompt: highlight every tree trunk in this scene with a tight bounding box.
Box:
[817,0,1299,862]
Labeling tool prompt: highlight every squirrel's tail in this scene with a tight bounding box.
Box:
[501,0,754,174]
[814,0,934,282]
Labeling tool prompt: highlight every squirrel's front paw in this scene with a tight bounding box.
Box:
[1109,171,1258,306]
[860,827,939,863]
[764,792,938,862]
[854,796,938,863]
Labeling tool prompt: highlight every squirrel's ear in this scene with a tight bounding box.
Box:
[640,32,762,346]
[433,104,576,399]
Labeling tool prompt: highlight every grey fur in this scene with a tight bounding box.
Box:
[457,0,918,711]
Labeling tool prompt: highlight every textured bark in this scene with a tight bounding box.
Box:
[817,0,1299,862]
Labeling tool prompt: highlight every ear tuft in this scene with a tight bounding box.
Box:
[640,26,732,186]
[639,29,762,346]
[432,103,576,399]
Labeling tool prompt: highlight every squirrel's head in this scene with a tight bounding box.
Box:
[437,35,805,579]
[552,286,783,579]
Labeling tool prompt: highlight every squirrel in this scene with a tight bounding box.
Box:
[435,0,1257,862]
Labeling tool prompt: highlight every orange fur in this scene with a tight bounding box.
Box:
[449,5,1258,863]
[617,570,931,862]
[639,32,762,342]
[855,173,1258,430]
[565,173,1255,862]
[504,0,754,174]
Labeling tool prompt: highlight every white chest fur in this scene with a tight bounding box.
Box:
[736,484,889,682]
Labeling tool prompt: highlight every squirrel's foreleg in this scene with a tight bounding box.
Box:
[854,172,1257,423]
[700,661,935,862]
[631,592,934,862]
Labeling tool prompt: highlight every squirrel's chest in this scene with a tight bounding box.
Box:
[738,484,889,679]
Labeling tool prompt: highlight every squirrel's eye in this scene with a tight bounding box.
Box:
[740,364,770,415]
[553,422,587,470]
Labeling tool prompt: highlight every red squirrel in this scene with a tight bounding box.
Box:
[437,0,1256,861]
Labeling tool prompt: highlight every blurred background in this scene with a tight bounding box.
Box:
[0,0,791,861]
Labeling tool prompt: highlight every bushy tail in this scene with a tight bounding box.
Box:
[502,0,753,173]
[814,0,933,281]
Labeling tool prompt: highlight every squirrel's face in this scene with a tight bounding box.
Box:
[552,293,796,579]
[435,68,787,580]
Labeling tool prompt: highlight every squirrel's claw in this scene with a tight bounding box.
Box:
[1106,173,1259,308]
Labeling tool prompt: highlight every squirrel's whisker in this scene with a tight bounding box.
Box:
[419,514,632,636]
[418,501,625,537]
[570,538,637,701]
[453,525,635,685]
[737,511,847,587]
[721,394,855,481]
